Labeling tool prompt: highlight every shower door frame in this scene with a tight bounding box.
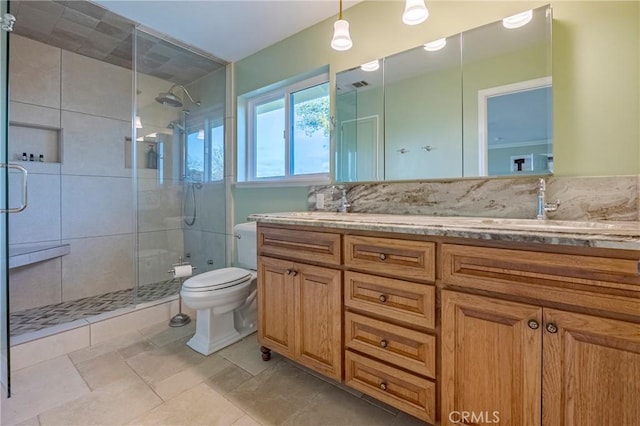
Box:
[1,0,12,397]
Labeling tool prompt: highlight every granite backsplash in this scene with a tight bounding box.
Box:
[309,175,639,222]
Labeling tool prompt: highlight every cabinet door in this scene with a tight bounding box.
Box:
[257,256,295,358]
[295,262,343,380]
[441,291,542,426]
[543,310,640,426]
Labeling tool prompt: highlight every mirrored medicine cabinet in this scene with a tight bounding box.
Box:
[335,5,552,183]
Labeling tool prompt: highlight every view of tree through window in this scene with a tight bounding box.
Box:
[250,79,329,181]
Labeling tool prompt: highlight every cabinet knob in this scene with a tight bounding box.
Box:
[379,253,387,261]
[546,323,558,334]
[380,339,388,348]
[285,269,292,275]
[291,270,298,276]
[528,320,539,330]
[379,382,387,391]
[379,294,387,303]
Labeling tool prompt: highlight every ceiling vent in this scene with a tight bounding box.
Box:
[351,81,369,88]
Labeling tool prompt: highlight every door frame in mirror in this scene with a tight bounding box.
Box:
[477,76,552,176]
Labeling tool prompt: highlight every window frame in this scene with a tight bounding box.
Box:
[242,72,330,186]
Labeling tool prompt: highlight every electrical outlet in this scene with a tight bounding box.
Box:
[316,193,324,209]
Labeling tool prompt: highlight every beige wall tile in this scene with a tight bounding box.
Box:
[61,234,134,301]
[126,383,244,426]
[60,111,131,177]
[137,229,184,286]
[1,356,89,425]
[9,35,61,109]
[61,175,133,239]
[137,185,182,232]
[9,173,61,245]
[61,50,132,122]
[9,258,62,312]
[10,327,90,371]
[9,101,60,128]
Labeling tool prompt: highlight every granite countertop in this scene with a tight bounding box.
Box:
[249,211,640,250]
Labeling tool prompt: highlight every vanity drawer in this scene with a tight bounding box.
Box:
[344,271,435,329]
[344,235,435,282]
[345,311,435,378]
[258,225,341,266]
[345,350,436,423]
[441,244,640,317]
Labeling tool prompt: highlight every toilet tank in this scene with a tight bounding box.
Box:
[234,222,257,270]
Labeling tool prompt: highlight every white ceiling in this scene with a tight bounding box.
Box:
[93,0,361,62]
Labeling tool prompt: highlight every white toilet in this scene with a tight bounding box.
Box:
[180,222,258,355]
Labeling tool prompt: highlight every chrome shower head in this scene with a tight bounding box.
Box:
[155,84,201,108]
[156,91,183,108]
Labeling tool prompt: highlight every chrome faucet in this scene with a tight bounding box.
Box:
[333,187,351,213]
[536,178,560,220]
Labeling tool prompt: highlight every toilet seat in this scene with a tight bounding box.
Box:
[182,267,253,292]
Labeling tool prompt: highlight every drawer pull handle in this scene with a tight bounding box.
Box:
[528,320,539,330]
[546,323,558,334]
[380,339,388,348]
[379,253,387,261]
[379,294,387,303]
[379,382,387,391]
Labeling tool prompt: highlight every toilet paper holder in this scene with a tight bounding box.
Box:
[167,256,196,328]
[167,257,198,275]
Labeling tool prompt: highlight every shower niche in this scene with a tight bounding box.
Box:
[9,123,61,164]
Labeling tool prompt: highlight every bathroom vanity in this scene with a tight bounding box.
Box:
[252,212,640,425]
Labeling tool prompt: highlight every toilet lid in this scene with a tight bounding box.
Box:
[182,267,253,291]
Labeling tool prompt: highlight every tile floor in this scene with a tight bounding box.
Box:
[1,324,426,426]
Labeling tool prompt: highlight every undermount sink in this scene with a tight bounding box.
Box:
[277,212,639,236]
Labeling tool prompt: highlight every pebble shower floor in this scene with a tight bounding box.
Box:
[9,280,181,336]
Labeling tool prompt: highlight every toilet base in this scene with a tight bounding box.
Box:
[186,308,255,356]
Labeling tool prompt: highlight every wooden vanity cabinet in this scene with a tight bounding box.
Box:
[441,244,640,426]
[343,235,437,423]
[256,222,640,425]
[257,225,343,381]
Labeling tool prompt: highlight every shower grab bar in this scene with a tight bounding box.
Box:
[0,163,28,213]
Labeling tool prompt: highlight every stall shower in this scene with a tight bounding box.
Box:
[6,0,228,339]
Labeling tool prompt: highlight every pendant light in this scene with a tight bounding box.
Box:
[402,0,429,25]
[502,10,533,29]
[331,0,352,51]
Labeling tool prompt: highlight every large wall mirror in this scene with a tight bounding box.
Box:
[335,5,552,183]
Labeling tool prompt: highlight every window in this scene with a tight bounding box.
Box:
[185,112,225,183]
[240,73,330,184]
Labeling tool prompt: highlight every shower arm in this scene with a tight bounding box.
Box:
[169,84,201,106]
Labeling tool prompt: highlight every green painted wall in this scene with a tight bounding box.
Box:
[233,1,639,223]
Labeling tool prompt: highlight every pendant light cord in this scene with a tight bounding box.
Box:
[339,0,343,19]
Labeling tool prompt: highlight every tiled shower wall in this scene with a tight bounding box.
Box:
[8,35,135,312]
[310,175,640,222]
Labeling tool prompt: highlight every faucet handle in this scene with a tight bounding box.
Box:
[537,178,546,191]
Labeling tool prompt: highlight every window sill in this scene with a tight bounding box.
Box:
[234,177,330,189]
